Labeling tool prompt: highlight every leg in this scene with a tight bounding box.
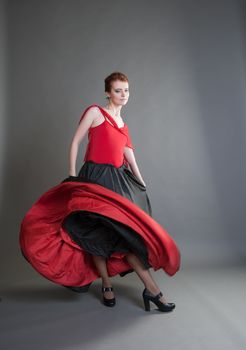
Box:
[125,252,169,303]
[91,255,114,299]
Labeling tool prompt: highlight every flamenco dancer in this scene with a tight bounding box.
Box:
[19,72,181,312]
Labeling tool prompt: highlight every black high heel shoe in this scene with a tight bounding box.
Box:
[102,286,116,307]
[142,288,175,312]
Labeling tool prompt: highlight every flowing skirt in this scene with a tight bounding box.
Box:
[19,161,181,289]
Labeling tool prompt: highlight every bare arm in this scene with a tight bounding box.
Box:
[69,107,98,176]
[123,147,146,187]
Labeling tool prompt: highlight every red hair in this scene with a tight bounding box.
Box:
[104,72,129,93]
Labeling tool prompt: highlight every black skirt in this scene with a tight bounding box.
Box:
[61,160,152,270]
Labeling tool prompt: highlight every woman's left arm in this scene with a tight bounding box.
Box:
[124,147,146,187]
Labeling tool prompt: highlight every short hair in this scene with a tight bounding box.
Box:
[104,72,129,93]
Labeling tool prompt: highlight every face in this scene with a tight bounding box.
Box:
[106,80,129,106]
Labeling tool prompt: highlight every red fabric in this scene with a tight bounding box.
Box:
[19,181,181,287]
[81,104,134,168]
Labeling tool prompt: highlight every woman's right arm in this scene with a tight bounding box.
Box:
[69,107,99,176]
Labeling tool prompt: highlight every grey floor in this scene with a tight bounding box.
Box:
[0,264,246,350]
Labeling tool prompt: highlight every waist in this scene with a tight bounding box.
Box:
[83,160,127,170]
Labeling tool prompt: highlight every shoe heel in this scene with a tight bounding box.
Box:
[143,297,150,311]
[142,288,175,312]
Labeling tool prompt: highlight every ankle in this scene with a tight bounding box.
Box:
[102,278,112,287]
[145,286,161,296]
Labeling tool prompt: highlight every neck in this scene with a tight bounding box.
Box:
[105,102,122,117]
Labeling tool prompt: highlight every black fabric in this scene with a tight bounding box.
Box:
[63,160,152,215]
[61,161,152,270]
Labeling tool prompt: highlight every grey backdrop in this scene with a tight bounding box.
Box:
[0,0,245,286]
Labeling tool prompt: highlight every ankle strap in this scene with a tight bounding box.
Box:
[102,287,114,292]
[153,291,163,301]
[144,288,163,300]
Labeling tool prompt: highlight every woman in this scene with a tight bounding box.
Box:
[19,72,181,312]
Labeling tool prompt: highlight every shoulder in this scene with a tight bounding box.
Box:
[78,105,101,124]
[82,105,101,121]
[84,105,101,116]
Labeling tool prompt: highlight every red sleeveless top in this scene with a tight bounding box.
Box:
[78,104,135,168]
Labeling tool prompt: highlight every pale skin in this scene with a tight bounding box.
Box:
[68,80,169,304]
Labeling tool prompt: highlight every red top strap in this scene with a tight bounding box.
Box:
[79,104,124,129]
[96,106,125,130]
